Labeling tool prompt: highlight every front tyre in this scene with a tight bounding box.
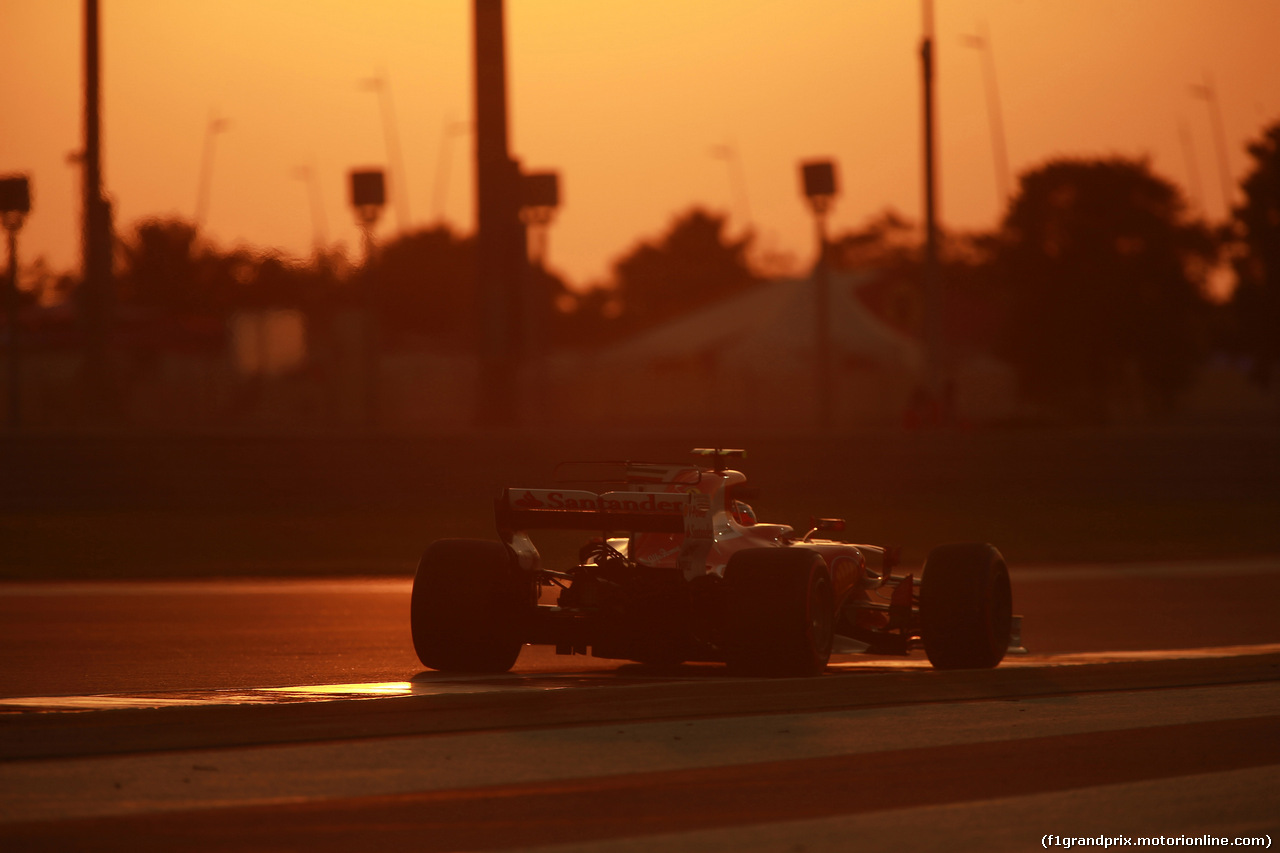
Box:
[723,548,835,677]
[411,539,530,673]
[920,542,1012,670]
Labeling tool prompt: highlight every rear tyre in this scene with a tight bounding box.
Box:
[411,539,530,673]
[723,548,835,677]
[920,542,1012,670]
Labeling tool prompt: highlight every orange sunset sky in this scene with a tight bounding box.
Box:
[2,0,1279,291]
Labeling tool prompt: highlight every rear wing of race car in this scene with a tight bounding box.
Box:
[550,449,745,488]
[496,487,705,535]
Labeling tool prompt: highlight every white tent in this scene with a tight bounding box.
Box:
[550,273,925,429]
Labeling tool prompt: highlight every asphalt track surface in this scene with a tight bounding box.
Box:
[2,559,1278,851]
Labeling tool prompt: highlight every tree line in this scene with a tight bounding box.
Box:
[26,116,1280,422]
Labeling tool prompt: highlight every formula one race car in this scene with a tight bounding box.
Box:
[411,448,1021,676]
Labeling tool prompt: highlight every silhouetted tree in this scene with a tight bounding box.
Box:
[827,211,1005,359]
[555,288,621,349]
[266,253,350,314]
[16,257,72,310]
[117,218,225,314]
[118,216,348,325]
[830,209,920,272]
[610,208,758,332]
[1228,119,1280,387]
[991,157,1215,418]
[367,225,477,351]
[548,284,625,350]
[522,260,585,353]
[117,217,346,322]
[827,210,927,337]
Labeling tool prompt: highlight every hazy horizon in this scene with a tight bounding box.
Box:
[3,0,1278,290]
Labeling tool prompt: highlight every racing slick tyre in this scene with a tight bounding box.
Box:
[722,548,835,677]
[920,542,1012,670]
[411,539,531,673]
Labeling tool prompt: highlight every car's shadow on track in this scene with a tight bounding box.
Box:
[405,663,731,687]
[406,655,930,686]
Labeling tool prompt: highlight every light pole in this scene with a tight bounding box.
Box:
[520,171,560,270]
[195,112,229,229]
[432,119,472,224]
[293,164,329,255]
[919,0,946,425]
[519,170,560,422]
[1190,72,1234,219]
[83,0,114,422]
[1,175,31,430]
[711,142,752,232]
[961,20,1011,209]
[349,168,386,428]
[1177,119,1206,216]
[351,169,386,262]
[360,72,411,233]
[801,159,837,430]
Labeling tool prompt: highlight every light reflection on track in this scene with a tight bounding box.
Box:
[3,643,1277,713]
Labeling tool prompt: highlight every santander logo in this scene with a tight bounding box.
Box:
[509,489,686,514]
[514,491,547,509]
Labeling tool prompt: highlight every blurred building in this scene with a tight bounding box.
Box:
[547,273,925,429]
